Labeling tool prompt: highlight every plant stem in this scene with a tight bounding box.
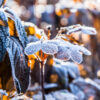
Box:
[40,61,45,100]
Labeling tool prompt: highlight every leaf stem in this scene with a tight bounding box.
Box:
[40,61,45,100]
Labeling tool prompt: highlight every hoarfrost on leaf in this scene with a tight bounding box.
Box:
[55,46,70,61]
[76,45,91,55]
[70,49,83,64]
[41,41,58,55]
[6,37,30,94]
[4,7,28,48]
[66,24,97,35]
[0,10,10,62]
[25,41,41,55]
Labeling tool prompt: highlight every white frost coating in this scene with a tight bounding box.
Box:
[41,42,58,55]
[55,46,70,61]
[67,25,97,35]
[69,49,83,64]
[24,41,41,55]
[24,37,91,64]
[76,45,91,55]
[53,39,91,63]
[81,26,97,35]
[54,40,83,63]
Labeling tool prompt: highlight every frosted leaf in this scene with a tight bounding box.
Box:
[7,37,30,93]
[55,46,70,61]
[4,7,28,48]
[53,40,84,63]
[25,41,41,55]
[41,41,58,55]
[66,24,97,35]
[67,24,81,34]
[81,26,97,35]
[70,49,83,64]
[0,10,10,62]
[76,45,91,55]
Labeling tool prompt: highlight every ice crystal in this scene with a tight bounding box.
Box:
[25,41,41,55]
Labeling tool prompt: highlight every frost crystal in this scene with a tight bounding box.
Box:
[41,42,58,55]
[55,46,70,61]
[0,10,10,62]
[75,45,91,55]
[25,40,59,55]
[25,41,41,55]
[69,49,83,64]
[54,40,91,64]
[4,7,28,48]
[66,24,97,35]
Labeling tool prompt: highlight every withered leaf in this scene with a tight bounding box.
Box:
[6,37,30,94]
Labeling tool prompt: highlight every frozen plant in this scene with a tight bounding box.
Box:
[25,24,97,100]
[0,0,30,95]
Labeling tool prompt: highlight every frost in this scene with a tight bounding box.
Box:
[55,46,70,61]
[25,39,59,55]
[25,41,41,55]
[76,45,91,55]
[53,39,91,63]
[81,26,97,35]
[53,40,82,63]
[66,24,97,35]
[25,37,91,64]
[4,7,28,48]
[69,49,83,64]
[7,37,30,93]
[0,10,10,62]
[41,42,58,55]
